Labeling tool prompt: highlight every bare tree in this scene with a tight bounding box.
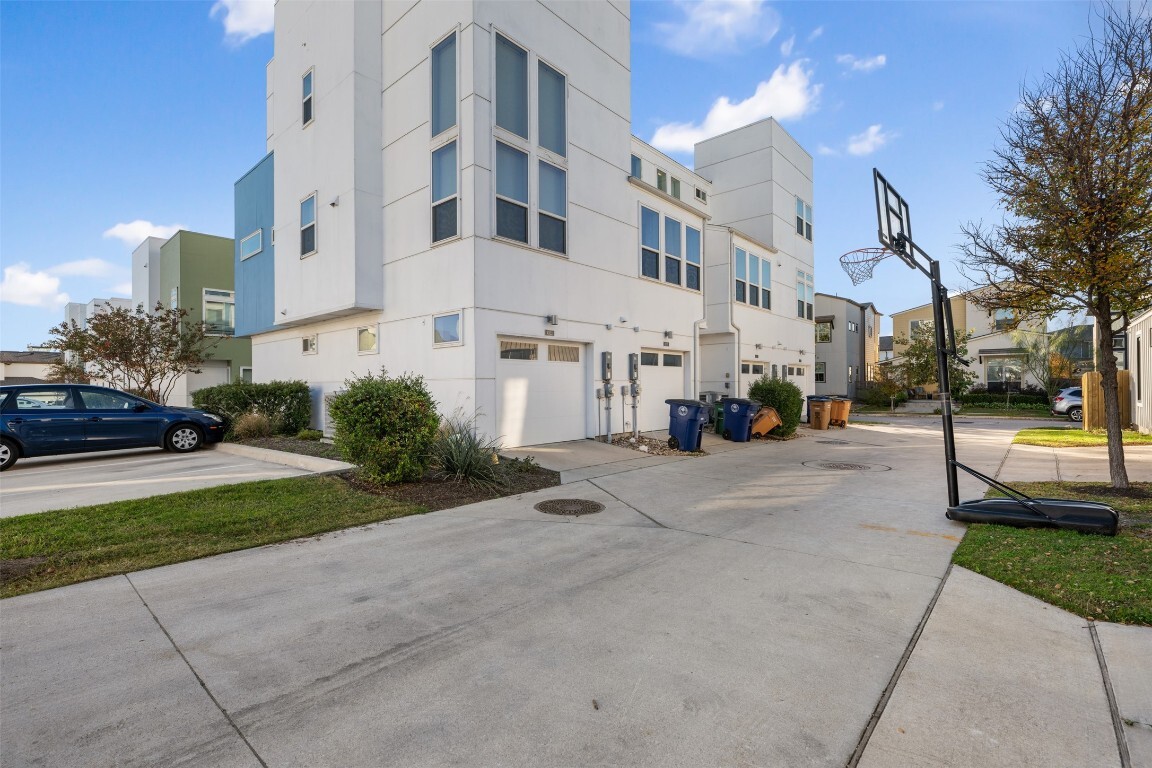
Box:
[960,6,1152,488]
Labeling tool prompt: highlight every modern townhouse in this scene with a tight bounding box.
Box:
[235,0,814,447]
[812,293,882,398]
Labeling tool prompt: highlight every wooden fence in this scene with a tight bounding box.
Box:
[1081,370,1131,430]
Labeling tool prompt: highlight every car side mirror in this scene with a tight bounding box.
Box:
[134,403,151,412]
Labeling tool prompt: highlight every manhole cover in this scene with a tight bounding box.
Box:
[816,439,850,445]
[802,460,891,472]
[534,499,605,516]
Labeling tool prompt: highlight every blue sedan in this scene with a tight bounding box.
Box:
[0,384,225,471]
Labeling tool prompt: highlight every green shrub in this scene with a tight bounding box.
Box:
[747,376,804,437]
[232,411,274,440]
[326,369,440,485]
[296,429,324,441]
[431,411,502,488]
[957,393,1049,407]
[193,381,311,435]
[859,387,908,408]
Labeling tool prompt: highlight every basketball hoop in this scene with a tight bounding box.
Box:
[839,247,896,286]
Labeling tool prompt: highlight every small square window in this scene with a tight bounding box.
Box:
[695,188,707,203]
[752,364,764,375]
[357,326,378,354]
[741,363,750,374]
[302,335,317,355]
[434,312,462,346]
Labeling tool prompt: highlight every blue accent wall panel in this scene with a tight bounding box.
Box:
[234,152,275,337]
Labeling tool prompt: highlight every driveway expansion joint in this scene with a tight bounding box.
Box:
[124,574,269,768]
[1089,620,1133,767]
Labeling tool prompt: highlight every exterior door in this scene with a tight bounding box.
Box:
[496,337,586,447]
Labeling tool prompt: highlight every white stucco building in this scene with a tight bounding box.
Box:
[237,1,815,446]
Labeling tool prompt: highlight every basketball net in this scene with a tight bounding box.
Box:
[839,247,896,286]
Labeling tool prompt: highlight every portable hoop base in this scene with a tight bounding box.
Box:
[946,498,1119,536]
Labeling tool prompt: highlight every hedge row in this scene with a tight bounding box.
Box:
[192,380,312,435]
[960,401,1051,411]
[958,393,1050,406]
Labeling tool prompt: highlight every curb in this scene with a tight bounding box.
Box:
[211,442,356,474]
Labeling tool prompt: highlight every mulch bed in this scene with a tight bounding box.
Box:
[237,436,343,461]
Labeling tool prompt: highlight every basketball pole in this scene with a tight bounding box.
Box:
[929,260,961,507]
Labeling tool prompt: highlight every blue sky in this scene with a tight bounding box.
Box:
[0,0,1094,350]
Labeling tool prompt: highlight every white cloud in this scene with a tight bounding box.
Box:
[48,258,120,279]
[656,0,780,58]
[847,124,895,156]
[807,26,824,41]
[0,263,69,309]
[110,282,134,297]
[817,145,838,156]
[103,220,183,248]
[836,53,887,73]
[779,35,796,57]
[933,100,945,111]
[210,0,274,45]
[650,61,821,153]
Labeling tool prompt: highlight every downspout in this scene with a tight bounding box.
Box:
[728,230,742,399]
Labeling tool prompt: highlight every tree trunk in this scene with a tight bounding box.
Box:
[1091,304,1129,489]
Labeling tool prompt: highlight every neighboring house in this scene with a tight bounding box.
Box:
[1130,306,1152,435]
[1093,316,1130,371]
[889,287,1047,394]
[0,350,62,384]
[63,297,133,329]
[878,335,894,362]
[812,294,882,398]
[132,231,252,405]
[234,1,815,446]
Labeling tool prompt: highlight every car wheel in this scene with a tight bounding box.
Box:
[0,437,18,471]
[166,424,202,453]
[1069,407,1083,423]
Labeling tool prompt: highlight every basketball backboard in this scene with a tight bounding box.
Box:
[873,168,916,269]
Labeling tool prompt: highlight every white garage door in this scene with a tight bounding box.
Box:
[638,349,688,433]
[187,362,231,403]
[496,338,587,448]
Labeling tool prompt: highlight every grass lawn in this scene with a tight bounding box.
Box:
[952,481,1152,625]
[1013,427,1152,447]
[0,475,425,599]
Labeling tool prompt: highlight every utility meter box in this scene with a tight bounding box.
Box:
[628,353,639,382]
[601,351,613,381]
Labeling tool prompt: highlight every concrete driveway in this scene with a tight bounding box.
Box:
[1,420,1143,766]
[0,446,314,517]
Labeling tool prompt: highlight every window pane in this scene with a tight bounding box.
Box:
[796,197,804,217]
[665,256,680,285]
[664,218,681,257]
[240,230,263,259]
[79,390,136,410]
[640,352,659,366]
[686,264,700,291]
[749,287,759,307]
[663,354,683,367]
[749,256,760,286]
[538,61,566,156]
[631,154,642,177]
[736,280,746,302]
[642,248,659,278]
[432,198,458,242]
[640,207,659,250]
[431,34,456,136]
[495,143,528,202]
[539,214,566,253]
[762,261,770,286]
[432,141,457,202]
[435,314,461,344]
[301,195,316,226]
[358,326,377,353]
[671,178,680,198]
[685,226,701,264]
[656,169,666,191]
[762,288,770,309]
[496,199,528,242]
[752,365,764,375]
[741,363,750,374]
[495,35,528,139]
[796,216,805,236]
[301,224,316,255]
[735,248,746,280]
[538,161,565,216]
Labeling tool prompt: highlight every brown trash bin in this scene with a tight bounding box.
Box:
[751,406,782,438]
[830,397,851,428]
[810,399,831,430]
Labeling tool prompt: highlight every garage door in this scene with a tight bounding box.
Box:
[187,362,231,403]
[496,338,587,447]
[638,349,688,432]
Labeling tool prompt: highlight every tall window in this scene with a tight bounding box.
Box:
[734,248,747,302]
[631,154,642,178]
[656,169,667,193]
[432,141,458,242]
[735,249,770,309]
[670,177,681,199]
[796,270,814,319]
[685,226,701,291]
[538,61,565,156]
[302,69,314,126]
[538,161,566,253]
[300,194,317,256]
[431,34,456,136]
[795,197,813,241]
[640,206,659,279]
[203,289,235,335]
[664,217,681,285]
[748,256,760,307]
[816,322,832,343]
[815,362,826,383]
[496,143,529,243]
[495,35,528,139]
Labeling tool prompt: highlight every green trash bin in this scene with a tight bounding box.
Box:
[712,400,725,434]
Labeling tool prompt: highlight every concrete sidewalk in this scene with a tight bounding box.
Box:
[1,419,1147,767]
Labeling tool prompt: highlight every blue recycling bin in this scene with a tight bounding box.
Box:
[665,399,710,451]
[721,398,760,442]
[807,395,832,423]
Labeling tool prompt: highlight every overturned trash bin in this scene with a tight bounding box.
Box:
[830,397,852,428]
[751,406,782,439]
[721,398,760,442]
[665,399,710,451]
[809,398,832,430]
